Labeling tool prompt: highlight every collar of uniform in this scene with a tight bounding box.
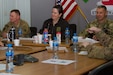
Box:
[96,19,108,27]
[53,18,63,26]
[12,20,21,28]
[16,20,21,28]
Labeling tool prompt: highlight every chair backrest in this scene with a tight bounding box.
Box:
[69,24,76,39]
[88,60,113,75]
[30,27,37,37]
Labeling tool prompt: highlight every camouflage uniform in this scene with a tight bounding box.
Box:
[78,19,113,60]
[2,19,31,38]
[79,19,113,38]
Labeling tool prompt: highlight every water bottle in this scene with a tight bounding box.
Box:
[8,27,16,41]
[56,27,61,44]
[6,44,14,73]
[43,29,48,44]
[52,37,59,59]
[18,27,22,38]
[72,33,78,52]
[65,27,70,44]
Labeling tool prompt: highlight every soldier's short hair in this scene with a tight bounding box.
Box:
[97,5,107,11]
[10,9,20,16]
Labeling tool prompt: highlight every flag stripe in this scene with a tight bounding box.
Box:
[63,0,74,13]
[65,5,78,20]
[64,2,76,18]
[63,0,77,20]
[64,2,77,19]
[56,0,78,20]
[61,0,66,5]
[62,0,70,10]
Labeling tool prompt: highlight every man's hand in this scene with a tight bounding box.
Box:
[92,35,98,41]
[88,27,101,33]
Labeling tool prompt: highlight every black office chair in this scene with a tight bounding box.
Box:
[30,27,37,37]
[88,60,113,75]
[69,24,76,39]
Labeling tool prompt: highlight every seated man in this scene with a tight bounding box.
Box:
[2,9,30,38]
[79,5,113,39]
[78,5,113,60]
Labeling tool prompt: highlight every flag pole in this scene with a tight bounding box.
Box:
[77,6,89,24]
[55,0,56,5]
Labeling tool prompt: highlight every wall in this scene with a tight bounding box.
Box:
[31,0,113,34]
[0,0,30,30]
[31,0,54,32]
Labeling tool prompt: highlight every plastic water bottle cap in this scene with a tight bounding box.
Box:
[74,33,76,36]
[53,37,57,40]
[7,44,13,47]
[66,27,69,30]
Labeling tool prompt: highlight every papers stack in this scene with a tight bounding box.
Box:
[78,37,99,44]
[42,59,75,65]
[78,51,88,55]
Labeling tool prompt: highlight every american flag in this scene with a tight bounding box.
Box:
[56,0,78,20]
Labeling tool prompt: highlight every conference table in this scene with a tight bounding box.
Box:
[0,39,107,75]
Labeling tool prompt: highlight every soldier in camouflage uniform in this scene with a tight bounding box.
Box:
[2,9,30,38]
[78,5,113,60]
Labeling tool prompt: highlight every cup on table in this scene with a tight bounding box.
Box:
[14,39,20,46]
[33,35,38,43]
[38,34,43,44]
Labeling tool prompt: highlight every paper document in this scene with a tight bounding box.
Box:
[0,47,7,50]
[0,64,15,70]
[78,51,88,55]
[0,64,17,75]
[42,59,75,65]
[0,64,6,70]
[78,37,99,44]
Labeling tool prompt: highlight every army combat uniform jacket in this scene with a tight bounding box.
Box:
[2,19,31,38]
[78,19,113,60]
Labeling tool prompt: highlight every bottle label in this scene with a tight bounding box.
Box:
[53,42,58,47]
[6,51,13,56]
[43,31,49,44]
[65,31,70,35]
[56,32,61,44]
[72,37,78,43]
[53,41,59,50]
